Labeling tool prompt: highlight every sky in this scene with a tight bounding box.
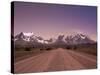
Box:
[14,1,97,41]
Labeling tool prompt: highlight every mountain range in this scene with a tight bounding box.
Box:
[14,32,95,47]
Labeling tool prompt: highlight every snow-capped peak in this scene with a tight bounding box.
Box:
[23,32,34,36]
[14,32,95,45]
[79,34,86,39]
[65,33,94,45]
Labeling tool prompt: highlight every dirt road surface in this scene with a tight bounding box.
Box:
[14,48,97,73]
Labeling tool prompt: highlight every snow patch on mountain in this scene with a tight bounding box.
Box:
[14,32,95,45]
[23,32,34,36]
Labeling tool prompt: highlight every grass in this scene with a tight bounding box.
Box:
[14,43,97,62]
[14,48,44,62]
[14,47,54,62]
[65,43,97,56]
[76,44,97,55]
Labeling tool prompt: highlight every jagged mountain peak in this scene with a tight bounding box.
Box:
[15,32,35,41]
[65,33,94,45]
[14,32,95,45]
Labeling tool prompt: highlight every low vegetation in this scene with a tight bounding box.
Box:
[14,43,97,62]
[65,43,97,56]
[14,46,54,62]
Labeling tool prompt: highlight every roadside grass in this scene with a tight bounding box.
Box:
[14,43,97,62]
[14,47,54,62]
[65,43,97,56]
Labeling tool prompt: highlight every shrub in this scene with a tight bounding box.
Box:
[66,46,71,49]
[46,48,52,50]
[73,46,77,50]
[40,48,44,51]
[25,47,31,51]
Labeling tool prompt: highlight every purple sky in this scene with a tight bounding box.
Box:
[14,2,97,41]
